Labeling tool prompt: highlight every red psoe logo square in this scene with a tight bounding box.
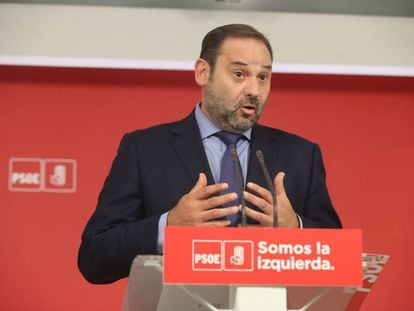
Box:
[223,240,253,271]
[44,159,76,193]
[192,240,222,271]
[9,158,42,192]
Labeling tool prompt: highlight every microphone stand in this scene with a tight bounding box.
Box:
[256,150,278,228]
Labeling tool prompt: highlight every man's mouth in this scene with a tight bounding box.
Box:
[240,102,257,116]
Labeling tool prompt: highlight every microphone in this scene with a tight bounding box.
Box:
[230,148,247,227]
[255,150,278,228]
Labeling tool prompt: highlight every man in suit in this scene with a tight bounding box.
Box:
[78,24,342,284]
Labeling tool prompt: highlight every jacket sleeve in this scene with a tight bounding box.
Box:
[78,133,161,284]
[300,144,342,228]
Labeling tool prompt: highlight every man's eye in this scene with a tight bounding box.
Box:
[259,74,269,81]
[234,72,244,78]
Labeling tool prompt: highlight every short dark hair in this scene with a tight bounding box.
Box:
[199,24,273,72]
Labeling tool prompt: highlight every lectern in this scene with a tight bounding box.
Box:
[122,228,388,311]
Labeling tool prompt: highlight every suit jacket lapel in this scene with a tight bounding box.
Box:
[247,124,281,187]
[168,111,215,185]
[168,114,282,188]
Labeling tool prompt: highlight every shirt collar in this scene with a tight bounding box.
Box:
[195,102,252,141]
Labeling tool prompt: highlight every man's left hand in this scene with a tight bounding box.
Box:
[243,172,299,228]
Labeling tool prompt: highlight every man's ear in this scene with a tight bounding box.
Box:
[194,58,210,87]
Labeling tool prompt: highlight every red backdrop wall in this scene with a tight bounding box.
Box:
[1,66,413,310]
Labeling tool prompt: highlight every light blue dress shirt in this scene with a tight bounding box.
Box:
[157,104,251,253]
[195,103,252,184]
[157,104,302,253]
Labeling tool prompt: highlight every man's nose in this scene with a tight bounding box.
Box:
[243,78,259,98]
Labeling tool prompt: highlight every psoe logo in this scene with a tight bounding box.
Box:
[9,158,76,193]
[223,241,254,271]
[192,240,253,272]
[192,240,222,271]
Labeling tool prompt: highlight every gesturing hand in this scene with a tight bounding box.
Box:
[167,173,240,227]
[243,172,299,228]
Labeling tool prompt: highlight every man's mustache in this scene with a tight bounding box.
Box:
[237,97,260,109]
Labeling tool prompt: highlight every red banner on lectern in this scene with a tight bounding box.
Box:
[164,227,362,286]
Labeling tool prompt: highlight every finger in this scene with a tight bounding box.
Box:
[202,205,239,222]
[189,173,208,194]
[201,192,238,210]
[274,172,286,198]
[193,182,229,200]
[245,206,272,226]
[201,219,231,227]
[246,182,273,203]
[243,191,272,214]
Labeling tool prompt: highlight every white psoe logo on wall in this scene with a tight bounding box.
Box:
[9,158,77,193]
[50,164,67,186]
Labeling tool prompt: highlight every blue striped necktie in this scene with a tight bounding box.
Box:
[215,131,243,226]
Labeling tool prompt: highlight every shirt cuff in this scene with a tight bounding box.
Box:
[157,212,169,254]
[296,213,304,229]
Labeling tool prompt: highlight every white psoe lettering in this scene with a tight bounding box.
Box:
[194,253,221,264]
[12,172,41,185]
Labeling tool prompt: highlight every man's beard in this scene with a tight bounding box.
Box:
[203,84,265,134]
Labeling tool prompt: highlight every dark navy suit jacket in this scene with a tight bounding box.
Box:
[78,111,341,284]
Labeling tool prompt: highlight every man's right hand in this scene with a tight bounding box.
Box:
[167,173,239,227]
